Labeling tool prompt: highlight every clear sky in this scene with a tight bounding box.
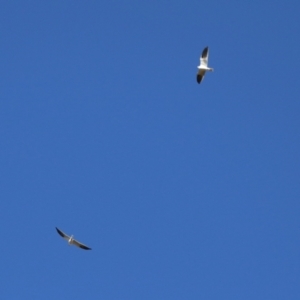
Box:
[1,1,299,299]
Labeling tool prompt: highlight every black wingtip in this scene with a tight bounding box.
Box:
[55,227,64,238]
[202,46,209,58]
[79,245,92,250]
[197,74,202,84]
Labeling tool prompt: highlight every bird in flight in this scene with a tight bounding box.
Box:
[55,227,92,250]
[197,46,214,84]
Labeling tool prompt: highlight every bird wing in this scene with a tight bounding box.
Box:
[56,227,70,240]
[200,47,209,67]
[72,239,92,250]
[197,69,206,84]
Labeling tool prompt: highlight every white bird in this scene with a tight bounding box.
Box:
[197,46,214,84]
[56,227,92,250]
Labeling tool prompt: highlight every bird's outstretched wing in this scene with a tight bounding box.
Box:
[56,227,70,240]
[200,46,209,67]
[197,69,206,84]
[72,239,92,250]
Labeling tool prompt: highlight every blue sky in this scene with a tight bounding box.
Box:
[0,1,299,299]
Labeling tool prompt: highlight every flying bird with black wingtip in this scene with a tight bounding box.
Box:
[55,227,92,250]
[197,46,214,84]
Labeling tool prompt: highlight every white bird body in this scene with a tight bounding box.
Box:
[197,47,213,84]
[68,235,74,245]
[56,227,92,250]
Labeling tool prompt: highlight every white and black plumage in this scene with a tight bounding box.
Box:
[197,46,214,84]
[56,227,92,250]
